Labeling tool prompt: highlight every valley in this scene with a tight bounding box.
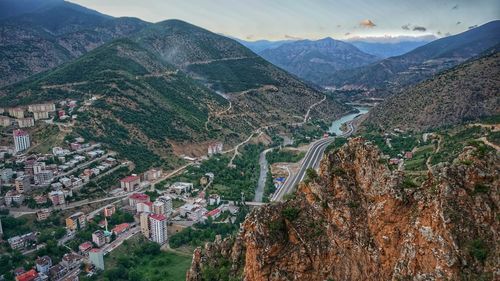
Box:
[0,1,498,281]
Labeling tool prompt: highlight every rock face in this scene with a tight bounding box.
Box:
[187,138,499,281]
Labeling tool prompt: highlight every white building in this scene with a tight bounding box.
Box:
[170,182,193,195]
[157,195,173,215]
[152,201,165,215]
[149,213,167,245]
[13,129,30,153]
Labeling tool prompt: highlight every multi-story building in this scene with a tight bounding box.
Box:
[1,168,13,182]
[17,118,34,128]
[34,170,54,185]
[48,264,67,281]
[7,232,36,250]
[140,212,150,238]
[0,116,11,127]
[111,223,130,236]
[136,201,152,213]
[143,169,162,181]
[128,193,150,207]
[120,175,140,192]
[35,256,52,274]
[48,190,65,206]
[5,190,25,206]
[157,195,173,215]
[8,107,25,119]
[13,129,30,153]
[66,212,86,231]
[28,103,55,113]
[33,111,49,121]
[92,230,106,247]
[149,213,167,245]
[89,248,105,270]
[152,200,166,215]
[33,195,48,205]
[103,205,116,217]
[36,209,51,221]
[15,176,31,193]
[61,253,84,270]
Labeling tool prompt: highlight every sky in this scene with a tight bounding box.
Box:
[71,0,500,41]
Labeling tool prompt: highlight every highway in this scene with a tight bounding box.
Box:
[271,122,355,202]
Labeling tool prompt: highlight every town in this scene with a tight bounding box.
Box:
[0,102,245,281]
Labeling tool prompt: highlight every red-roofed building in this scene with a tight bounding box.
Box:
[137,201,153,213]
[128,193,150,207]
[205,208,221,219]
[149,214,167,245]
[112,223,130,235]
[78,241,93,254]
[404,151,413,159]
[15,269,38,281]
[120,175,140,192]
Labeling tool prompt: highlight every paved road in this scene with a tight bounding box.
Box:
[253,147,273,202]
[271,122,355,202]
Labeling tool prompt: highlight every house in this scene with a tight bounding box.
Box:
[35,256,52,274]
[205,208,221,220]
[36,209,51,221]
[404,151,413,159]
[15,269,38,281]
[8,107,25,119]
[78,241,93,254]
[389,158,400,165]
[112,223,130,236]
[120,175,140,192]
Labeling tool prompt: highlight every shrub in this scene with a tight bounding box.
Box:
[469,239,488,263]
[282,206,300,221]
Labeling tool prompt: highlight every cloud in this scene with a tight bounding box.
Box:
[284,34,303,40]
[401,24,411,30]
[468,25,478,30]
[413,26,427,32]
[336,24,342,28]
[346,34,437,43]
[456,21,461,25]
[452,4,459,10]
[359,19,376,28]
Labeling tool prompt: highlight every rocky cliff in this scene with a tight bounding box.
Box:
[187,138,499,281]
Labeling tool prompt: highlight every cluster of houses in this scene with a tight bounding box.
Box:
[1,139,118,209]
[13,253,83,281]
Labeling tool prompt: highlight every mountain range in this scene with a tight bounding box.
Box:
[0,3,348,171]
[0,0,149,87]
[328,21,500,91]
[364,49,500,132]
[258,37,380,86]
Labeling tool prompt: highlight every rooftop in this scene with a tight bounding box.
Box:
[121,175,140,183]
[149,213,166,221]
[129,193,150,201]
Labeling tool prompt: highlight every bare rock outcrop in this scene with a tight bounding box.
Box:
[188,138,499,281]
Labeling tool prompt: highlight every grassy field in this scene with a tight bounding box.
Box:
[93,235,192,281]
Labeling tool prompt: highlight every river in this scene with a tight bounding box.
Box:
[329,106,370,135]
